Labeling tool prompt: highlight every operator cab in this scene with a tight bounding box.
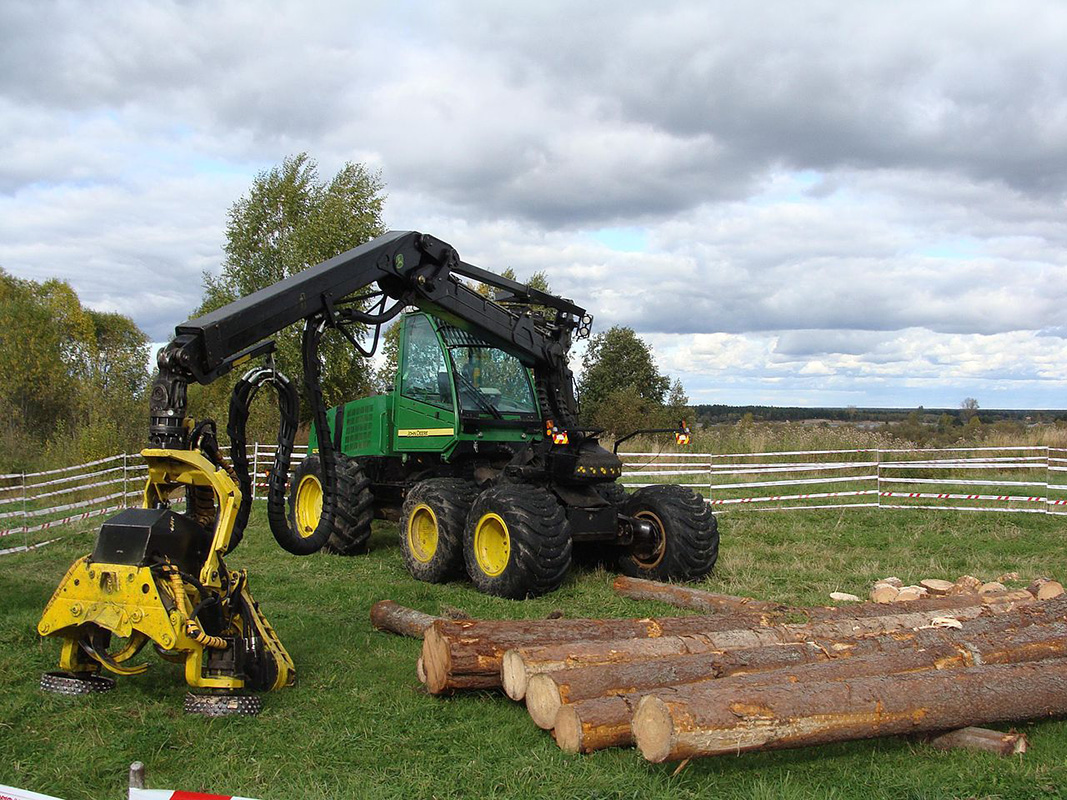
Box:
[398,312,540,430]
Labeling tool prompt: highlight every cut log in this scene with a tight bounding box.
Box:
[611,575,985,621]
[416,657,426,684]
[611,576,785,614]
[554,695,636,753]
[422,611,766,695]
[922,727,1027,756]
[980,582,1007,595]
[870,585,899,604]
[505,605,990,698]
[506,594,1055,701]
[895,586,928,602]
[878,577,904,588]
[829,591,861,602]
[538,620,1067,742]
[985,589,1035,608]
[632,660,1067,762]
[955,575,983,594]
[920,579,956,595]
[1029,578,1065,601]
[370,600,442,638]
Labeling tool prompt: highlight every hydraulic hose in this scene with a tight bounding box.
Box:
[227,362,327,554]
[226,314,338,556]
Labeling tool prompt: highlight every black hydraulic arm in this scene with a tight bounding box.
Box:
[148,229,590,553]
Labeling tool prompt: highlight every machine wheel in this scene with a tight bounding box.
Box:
[288,454,373,556]
[40,671,115,696]
[618,484,718,581]
[400,478,477,583]
[463,485,572,599]
[184,693,262,716]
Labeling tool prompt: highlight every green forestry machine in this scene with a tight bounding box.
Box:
[37,231,717,707]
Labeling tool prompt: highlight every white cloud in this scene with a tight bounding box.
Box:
[1,1,1065,405]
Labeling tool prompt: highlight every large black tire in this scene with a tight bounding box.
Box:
[287,454,374,556]
[400,478,477,583]
[618,484,718,581]
[463,485,572,599]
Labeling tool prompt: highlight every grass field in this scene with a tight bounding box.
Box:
[3,507,1067,800]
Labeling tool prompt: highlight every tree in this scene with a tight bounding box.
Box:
[194,153,387,432]
[579,326,671,429]
[960,397,980,423]
[0,269,148,469]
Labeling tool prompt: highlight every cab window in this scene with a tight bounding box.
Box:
[399,315,451,408]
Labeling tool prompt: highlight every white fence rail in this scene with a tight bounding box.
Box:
[1,444,1063,541]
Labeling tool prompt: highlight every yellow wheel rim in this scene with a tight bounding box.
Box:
[631,510,667,569]
[295,474,323,537]
[407,503,439,563]
[473,512,510,577]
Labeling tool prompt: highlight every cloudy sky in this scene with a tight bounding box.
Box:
[2,1,1066,409]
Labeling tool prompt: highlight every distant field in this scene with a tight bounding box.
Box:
[3,507,1067,800]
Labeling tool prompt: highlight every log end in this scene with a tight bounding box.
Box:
[416,656,427,685]
[501,649,529,701]
[553,705,583,753]
[632,695,675,763]
[526,673,563,730]
[422,624,453,695]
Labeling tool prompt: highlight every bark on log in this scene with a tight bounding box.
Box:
[506,605,990,699]
[921,727,1027,756]
[611,575,1015,621]
[530,619,1067,730]
[370,601,442,638]
[421,611,767,695]
[611,576,786,614]
[543,621,1067,745]
[633,660,1067,762]
[507,594,1057,702]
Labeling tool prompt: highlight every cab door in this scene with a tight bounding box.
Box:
[392,313,458,453]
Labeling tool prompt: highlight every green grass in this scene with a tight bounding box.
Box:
[3,509,1067,799]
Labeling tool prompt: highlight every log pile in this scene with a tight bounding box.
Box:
[375,575,1067,764]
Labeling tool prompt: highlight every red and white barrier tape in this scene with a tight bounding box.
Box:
[706,489,877,505]
[0,784,65,800]
[0,500,134,538]
[879,491,1058,504]
[129,790,260,800]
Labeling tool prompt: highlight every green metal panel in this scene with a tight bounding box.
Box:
[308,395,393,457]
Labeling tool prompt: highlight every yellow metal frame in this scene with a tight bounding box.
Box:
[37,446,295,693]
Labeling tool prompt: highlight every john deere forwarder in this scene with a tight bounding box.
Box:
[37,231,717,709]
